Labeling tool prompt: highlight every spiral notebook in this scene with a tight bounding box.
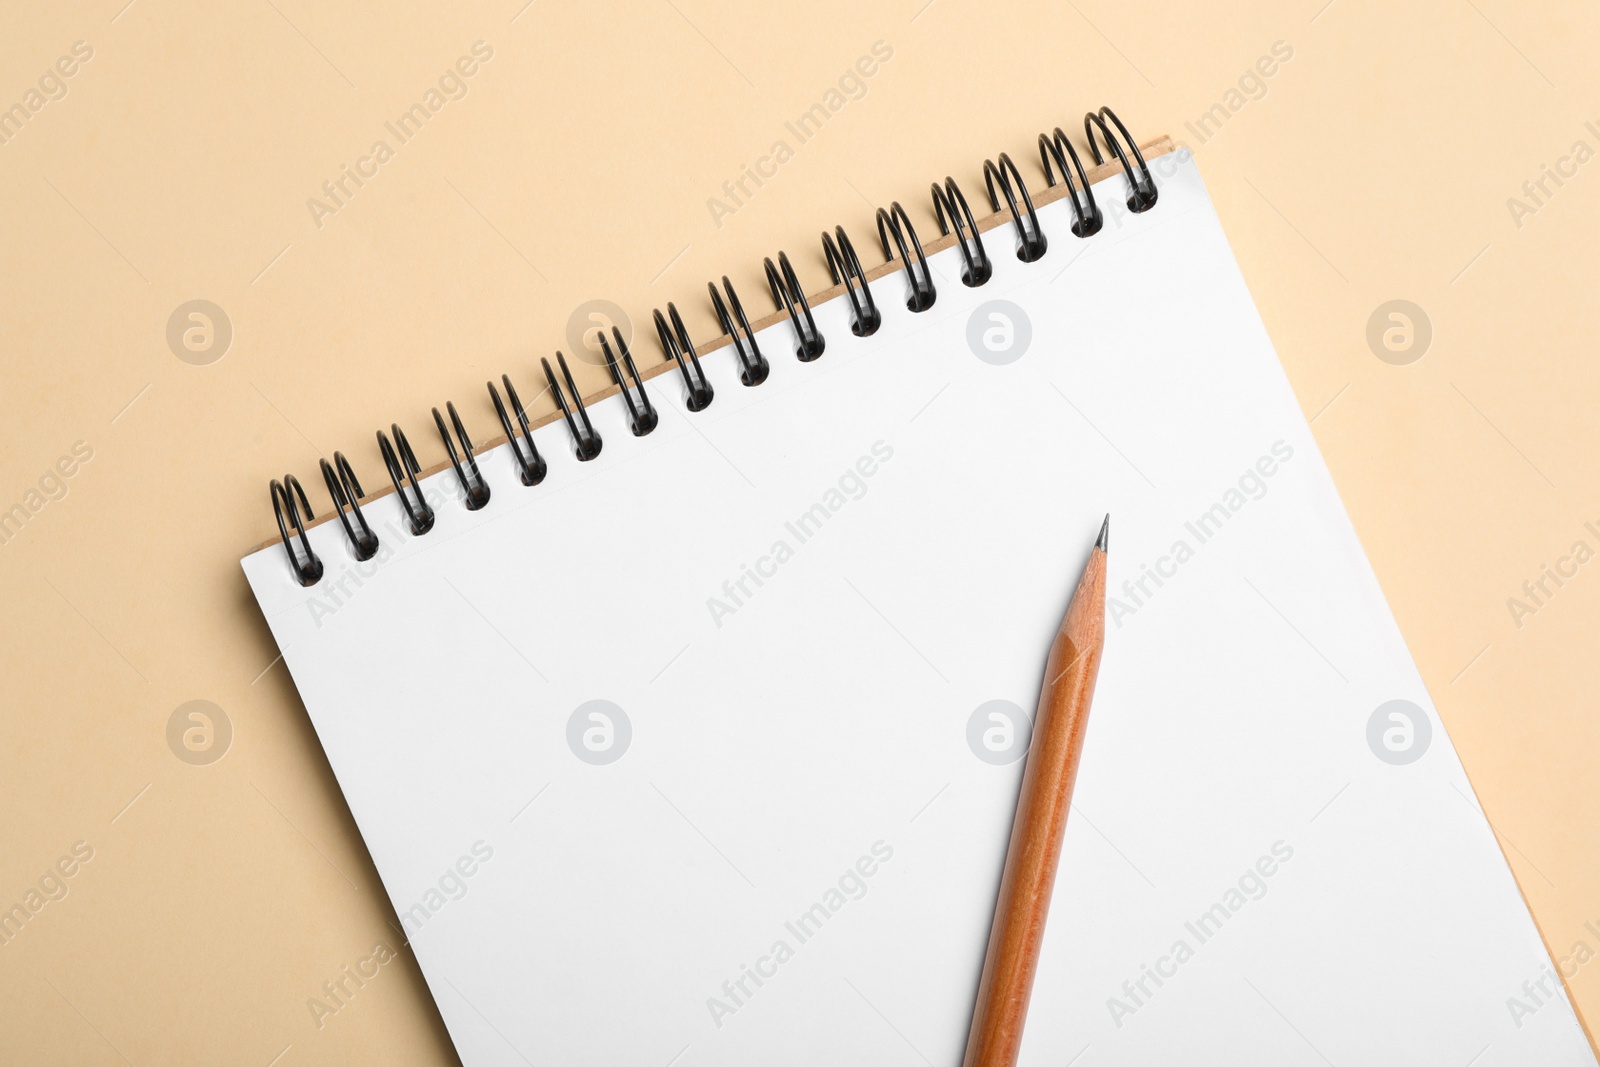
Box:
[242,115,1595,1065]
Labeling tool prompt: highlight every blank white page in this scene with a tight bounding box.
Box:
[243,151,1594,1066]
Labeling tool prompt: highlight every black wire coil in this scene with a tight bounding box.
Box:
[271,474,323,585]
[765,252,825,361]
[1085,106,1157,213]
[709,277,770,386]
[377,423,434,536]
[654,303,713,412]
[268,109,1158,583]
[876,201,937,312]
[488,374,548,486]
[598,328,659,436]
[433,402,491,510]
[543,352,603,461]
[931,177,992,286]
[1039,128,1102,237]
[983,152,1048,262]
[821,225,881,337]
[320,453,378,561]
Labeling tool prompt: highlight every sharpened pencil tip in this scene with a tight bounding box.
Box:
[1096,514,1109,552]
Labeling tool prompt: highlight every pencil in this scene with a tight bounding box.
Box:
[962,515,1109,1067]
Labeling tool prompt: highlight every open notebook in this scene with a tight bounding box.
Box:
[243,123,1595,1064]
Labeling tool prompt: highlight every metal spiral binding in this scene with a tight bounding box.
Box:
[377,424,435,536]
[765,252,825,361]
[598,328,659,436]
[320,453,378,561]
[983,152,1048,262]
[821,225,880,337]
[1038,128,1102,237]
[931,177,992,286]
[654,303,714,412]
[488,374,548,486]
[708,277,770,386]
[1084,106,1157,212]
[270,474,323,585]
[269,108,1158,584]
[433,401,491,510]
[876,201,937,312]
[543,353,603,460]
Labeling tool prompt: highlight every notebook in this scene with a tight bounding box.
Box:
[242,112,1596,1065]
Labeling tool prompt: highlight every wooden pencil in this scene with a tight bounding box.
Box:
[962,515,1109,1067]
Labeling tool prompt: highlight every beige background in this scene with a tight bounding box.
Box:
[2,0,1597,1062]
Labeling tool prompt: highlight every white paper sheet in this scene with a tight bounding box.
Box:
[243,150,1595,1066]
